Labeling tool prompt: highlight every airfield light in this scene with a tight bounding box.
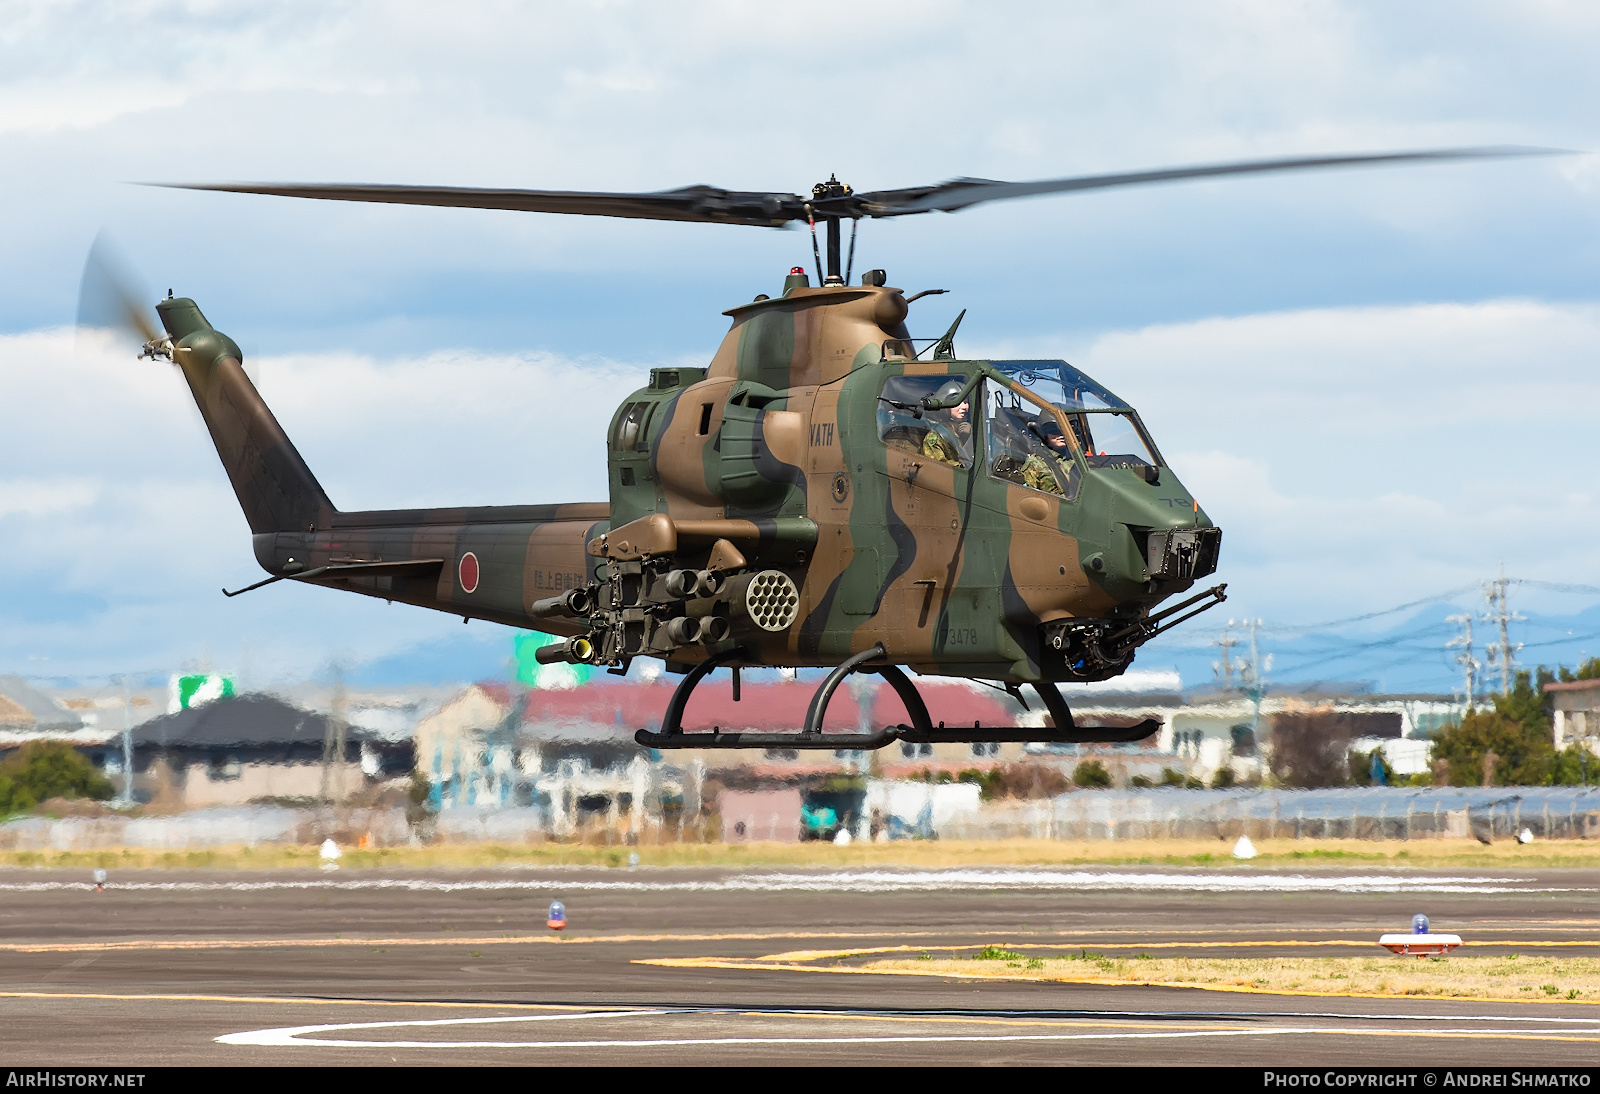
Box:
[1380,914,1461,957]
[547,901,567,931]
[92,868,107,893]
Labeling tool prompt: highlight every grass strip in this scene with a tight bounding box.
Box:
[869,952,1600,1002]
[0,838,1597,871]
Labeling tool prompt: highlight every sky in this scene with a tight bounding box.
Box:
[2,1,1599,694]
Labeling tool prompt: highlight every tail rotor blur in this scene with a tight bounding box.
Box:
[75,231,166,356]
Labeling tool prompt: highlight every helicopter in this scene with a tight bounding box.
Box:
[102,146,1548,752]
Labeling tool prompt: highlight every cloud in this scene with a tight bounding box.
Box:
[6,296,1600,683]
[0,325,655,680]
[1,2,1594,352]
[0,478,98,518]
[1031,299,1600,619]
[2,3,1599,687]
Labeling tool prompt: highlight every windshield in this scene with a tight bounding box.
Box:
[991,360,1129,410]
[877,374,974,468]
[990,359,1163,469]
[982,379,1081,501]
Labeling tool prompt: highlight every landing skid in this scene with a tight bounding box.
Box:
[633,644,1161,751]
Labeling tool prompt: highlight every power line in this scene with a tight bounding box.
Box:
[1265,584,1481,636]
[1512,579,1600,596]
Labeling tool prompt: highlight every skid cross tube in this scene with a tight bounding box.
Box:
[634,646,1160,750]
[875,664,935,736]
[802,644,889,737]
[652,645,747,738]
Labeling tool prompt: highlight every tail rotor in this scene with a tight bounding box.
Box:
[75,231,169,359]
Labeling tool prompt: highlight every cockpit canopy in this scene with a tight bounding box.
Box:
[988,360,1163,472]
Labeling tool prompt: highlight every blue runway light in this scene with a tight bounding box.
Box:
[547,900,566,931]
[1381,913,1460,956]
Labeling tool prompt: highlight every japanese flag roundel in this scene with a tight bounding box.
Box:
[458,552,480,594]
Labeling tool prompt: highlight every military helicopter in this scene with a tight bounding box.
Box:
[96,146,1547,751]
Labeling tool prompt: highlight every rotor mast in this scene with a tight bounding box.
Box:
[811,175,853,285]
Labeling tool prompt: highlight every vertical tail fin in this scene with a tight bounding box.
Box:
[157,297,335,534]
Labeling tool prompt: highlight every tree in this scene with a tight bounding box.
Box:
[1072,760,1112,788]
[1347,746,1389,786]
[1432,671,1553,787]
[1550,743,1598,787]
[0,741,114,814]
[958,765,1069,800]
[1556,657,1600,683]
[1268,710,1355,788]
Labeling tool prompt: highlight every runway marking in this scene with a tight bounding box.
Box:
[0,989,622,1011]
[639,952,1600,1006]
[0,869,1578,896]
[214,1009,1600,1049]
[0,929,1011,954]
[753,940,1600,961]
[4,934,1592,956]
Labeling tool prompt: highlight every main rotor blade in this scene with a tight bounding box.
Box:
[851,146,1567,217]
[153,181,809,227]
[76,231,160,345]
[151,145,1567,229]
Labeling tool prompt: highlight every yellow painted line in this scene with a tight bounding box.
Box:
[4,932,1587,957]
[757,945,931,962]
[0,990,628,1011]
[758,940,1600,962]
[0,929,976,955]
[771,934,1600,953]
[10,932,1589,957]
[737,1008,1231,1033]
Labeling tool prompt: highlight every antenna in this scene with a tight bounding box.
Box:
[1446,612,1480,710]
[1481,564,1524,696]
[1239,618,1268,691]
[1238,618,1269,742]
[1213,620,1239,691]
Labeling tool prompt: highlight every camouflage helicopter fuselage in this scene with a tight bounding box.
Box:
[155,268,1220,732]
[137,147,1552,744]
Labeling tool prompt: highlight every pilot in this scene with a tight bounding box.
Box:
[920,379,973,466]
[1065,412,1092,454]
[1018,414,1073,496]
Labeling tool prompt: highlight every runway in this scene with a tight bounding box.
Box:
[2,864,1598,1066]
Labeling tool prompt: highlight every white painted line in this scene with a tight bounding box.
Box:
[217,1009,671,1046]
[217,1010,1600,1050]
[0,870,1576,896]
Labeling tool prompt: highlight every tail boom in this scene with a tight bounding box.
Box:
[157,296,607,630]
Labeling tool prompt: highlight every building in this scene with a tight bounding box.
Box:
[0,675,95,751]
[1545,679,1600,756]
[119,693,412,808]
[1028,686,1462,782]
